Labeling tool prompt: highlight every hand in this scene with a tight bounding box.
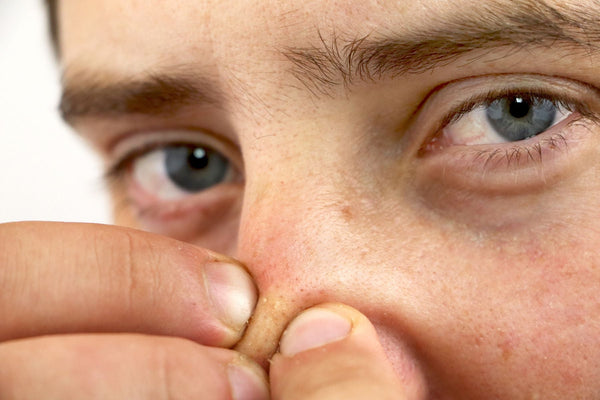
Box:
[0,222,268,399]
[0,222,417,399]
[270,304,424,400]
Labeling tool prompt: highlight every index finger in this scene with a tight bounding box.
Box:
[0,221,257,347]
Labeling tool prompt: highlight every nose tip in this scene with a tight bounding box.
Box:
[231,175,365,367]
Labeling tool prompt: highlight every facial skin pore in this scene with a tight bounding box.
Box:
[57,0,600,397]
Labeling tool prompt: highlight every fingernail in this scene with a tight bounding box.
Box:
[204,262,258,332]
[280,307,352,357]
[228,363,269,400]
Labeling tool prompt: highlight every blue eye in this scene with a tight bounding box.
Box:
[442,93,571,147]
[129,143,235,200]
[486,96,557,141]
[165,146,230,192]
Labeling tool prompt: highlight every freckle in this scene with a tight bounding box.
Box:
[341,205,354,221]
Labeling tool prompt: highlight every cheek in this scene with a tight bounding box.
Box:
[234,176,600,397]
[417,239,600,396]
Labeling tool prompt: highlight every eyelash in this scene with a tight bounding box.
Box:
[441,88,593,125]
[422,87,600,167]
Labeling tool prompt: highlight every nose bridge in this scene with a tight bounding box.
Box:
[236,131,376,290]
[238,155,345,294]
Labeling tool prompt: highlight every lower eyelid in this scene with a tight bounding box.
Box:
[416,114,593,195]
[129,181,242,218]
[129,181,244,244]
[410,118,600,233]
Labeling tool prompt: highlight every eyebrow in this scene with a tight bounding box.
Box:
[60,73,223,123]
[282,0,600,94]
[60,0,600,120]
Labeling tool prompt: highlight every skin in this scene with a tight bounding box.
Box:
[2,0,600,398]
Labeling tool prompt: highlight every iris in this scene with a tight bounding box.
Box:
[164,145,229,192]
[486,96,557,141]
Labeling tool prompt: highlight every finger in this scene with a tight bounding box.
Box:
[0,334,269,400]
[0,222,257,347]
[270,304,425,400]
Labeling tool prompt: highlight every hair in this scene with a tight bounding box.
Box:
[45,0,59,55]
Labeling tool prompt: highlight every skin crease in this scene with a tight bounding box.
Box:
[56,0,600,398]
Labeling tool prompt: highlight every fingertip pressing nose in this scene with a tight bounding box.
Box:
[270,303,428,400]
[204,261,258,344]
[279,306,352,356]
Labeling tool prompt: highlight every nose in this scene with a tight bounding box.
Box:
[233,171,354,366]
[231,146,419,371]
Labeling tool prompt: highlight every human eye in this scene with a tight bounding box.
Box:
[105,129,243,241]
[432,92,572,148]
[125,143,234,200]
[414,75,600,187]
[410,74,600,228]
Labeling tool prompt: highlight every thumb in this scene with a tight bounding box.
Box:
[269,303,424,400]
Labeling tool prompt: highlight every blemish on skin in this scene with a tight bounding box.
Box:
[497,334,517,362]
[528,248,544,262]
[340,204,354,221]
[471,333,484,347]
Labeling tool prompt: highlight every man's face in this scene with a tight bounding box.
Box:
[58,0,600,397]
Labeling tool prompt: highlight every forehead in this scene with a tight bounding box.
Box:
[57,0,479,72]
[58,0,598,78]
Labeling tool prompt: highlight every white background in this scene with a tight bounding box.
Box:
[0,0,111,223]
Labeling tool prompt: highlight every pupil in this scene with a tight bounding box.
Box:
[509,97,530,119]
[188,147,209,169]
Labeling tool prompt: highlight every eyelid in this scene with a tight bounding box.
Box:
[437,89,590,136]
[105,128,244,182]
[405,73,600,155]
[408,74,600,197]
